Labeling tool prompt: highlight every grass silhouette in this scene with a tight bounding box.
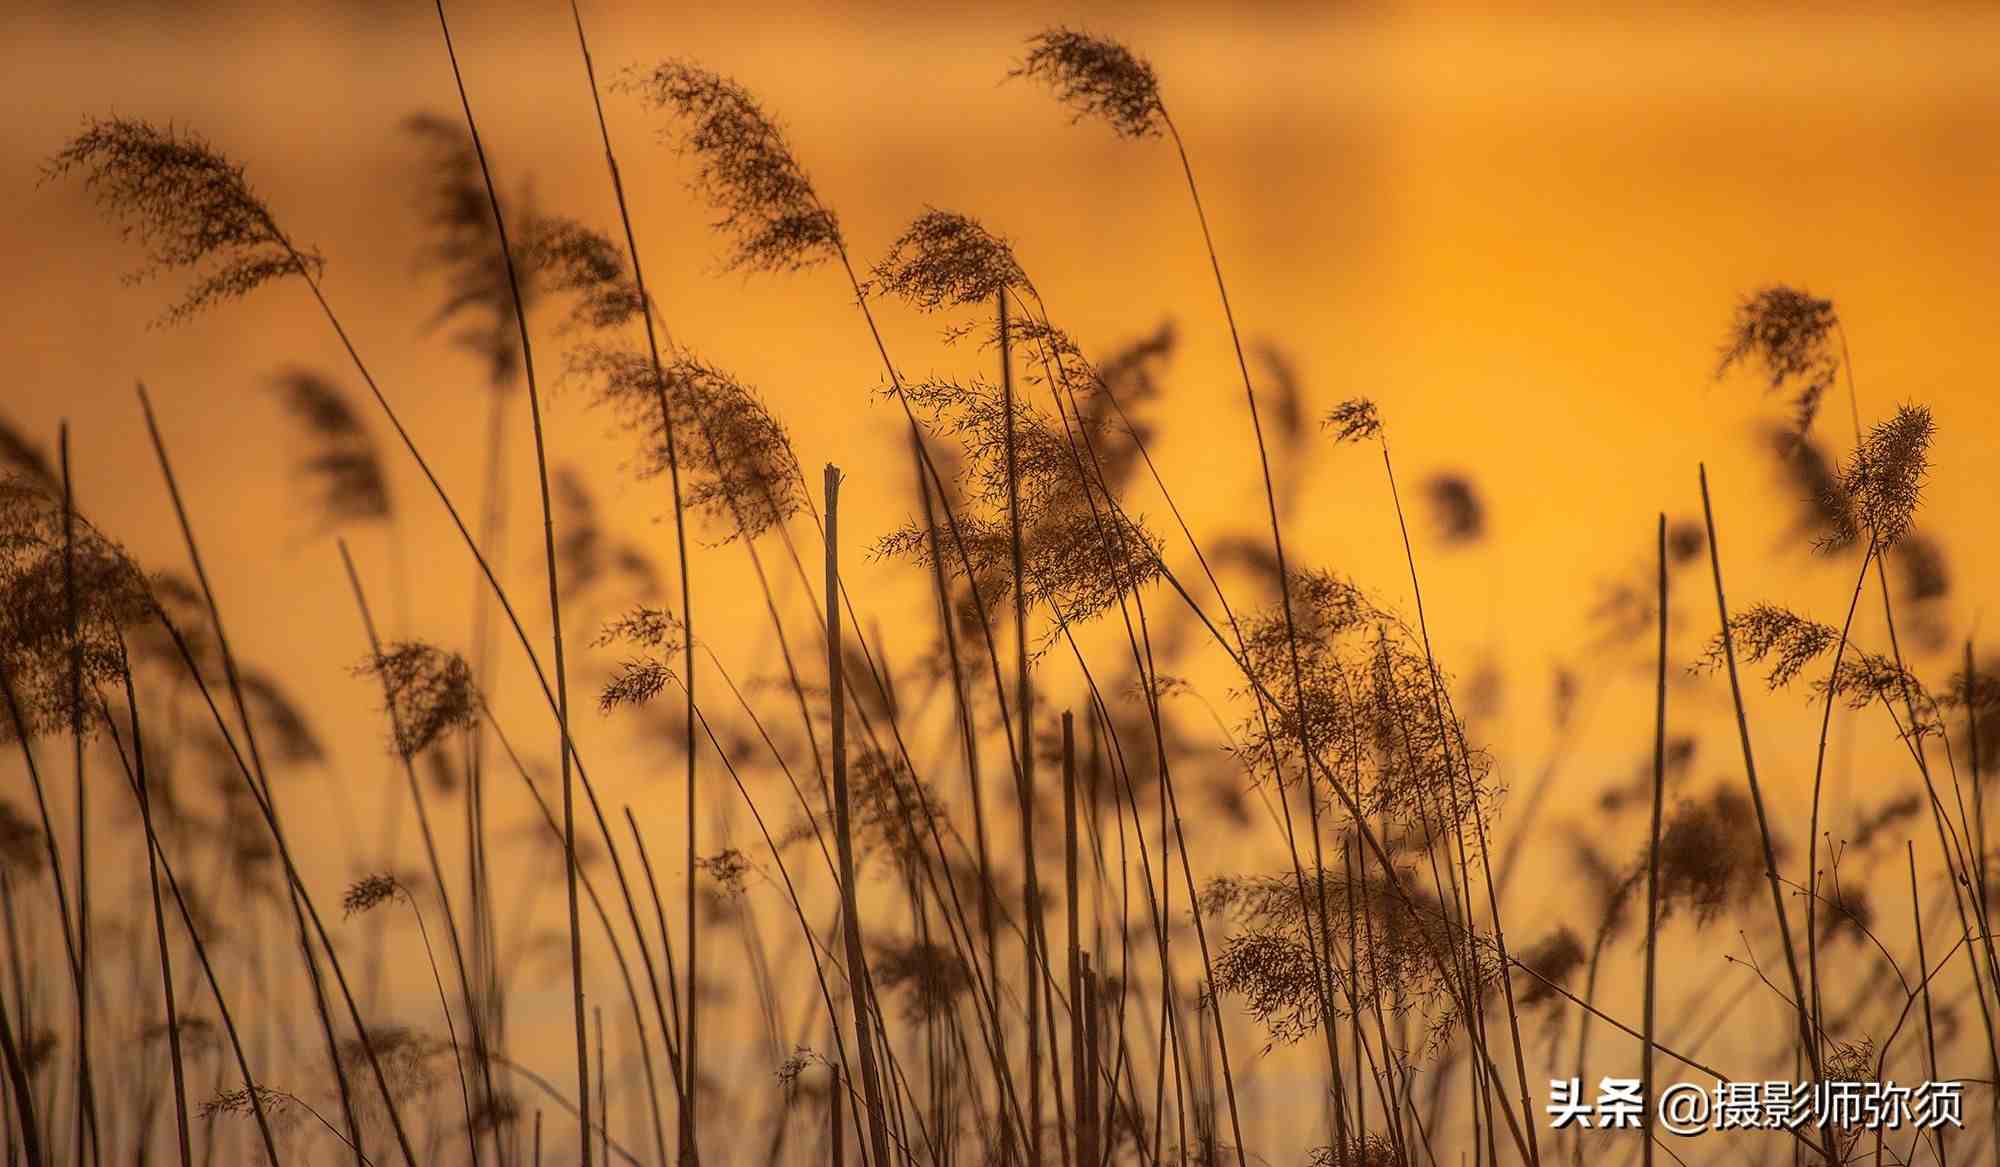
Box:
[3,15,1996,1167]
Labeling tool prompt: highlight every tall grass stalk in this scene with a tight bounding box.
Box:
[1909,843,1945,1167]
[1804,542,1875,1065]
[824,464,895,1167]
[995,290,1050,1167]
[1639,515,1667,1167]
[112,639,192,1167]
[1375,429,1534,1167]
[1063,712,1094,1167]
[481,708,680,1167]
[94,642,284,1164]
[57,428,102,1167]
[567,18,717,1159]
[1153,114,1303,1161]
[339,543,488,1167]
[138,383,418,1165]
[1696,465,1837,1166]
[427,6,590,1161]
[996,287,1240,1167]
[0,961,37,1167]
[1837,323,2000,1142]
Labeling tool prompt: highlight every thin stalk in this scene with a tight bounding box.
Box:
[1000,289,1044,1167]
[1640,515,1667,1167]
[910,432,1003,1098]
[824,465,894,1167]
[82,656,283,1165]
[1805,542,1876,1067]
[480,708,680,1167]
[1376,434,1532,1166]
[595,1008,607,1167]
[1696,464,1837,1166]
[138,385,415,1164]
[1910,843,1944,1167]
[564,20,705,1155]
[403,889,479,1166]
[1007,288,1247,1167]
[1065,713,1095,1167]
[1159,106,1356,1165]
[115,643,192,1167]
[339,543,485,1167]
[1840,323,2000,1143]
[0,965,37,1167]
[427,7,589,1162]
[57,428,102,1167]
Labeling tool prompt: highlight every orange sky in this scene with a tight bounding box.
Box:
[5,1,1999,1158]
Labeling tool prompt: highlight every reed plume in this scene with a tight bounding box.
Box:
[45,117,324,325]
[616,63,842,273]
[1821,402,1934,552]
[1013,29,1165,140]
[569,348,805,543]
[0,477,154,740]
[1717,285,1842,437]
[269,368,393,531]
[353,643,481,761]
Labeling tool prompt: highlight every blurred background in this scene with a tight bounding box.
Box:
[4,1,1999,1162]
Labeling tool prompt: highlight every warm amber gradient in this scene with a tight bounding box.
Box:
[6,1,1999,1159]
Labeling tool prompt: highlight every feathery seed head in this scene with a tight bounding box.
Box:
[0,478,156,740]
[48,117,322,325]
[1696,604,1839,691]
[872,940,974,1022]
[405,112,536,386]
[619,62,842,272]
[571,347,806,543]
[1655,788,1771,923]
[1823,403,1934,551]
[1422,473,1485,545]
[595,604,686,712]
[354,642,480,759]
[1717,286,1842,436]
[872,209,1028,311]
[1665,517,1706,565]
[270,367,391,530]
[342,873,404,917]
[1516,927,1587,1008]
[697,848,752,896]
[522,216,649,333]
[1015,29,1165,139]
[1323,399,1382,445]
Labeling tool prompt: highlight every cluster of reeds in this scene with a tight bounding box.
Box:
[3,14,1995,1167]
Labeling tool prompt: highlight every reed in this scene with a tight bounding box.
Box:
[18,19,2000,1167]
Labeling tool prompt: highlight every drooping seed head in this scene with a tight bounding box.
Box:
[570,347,806,543]
[1014,29,1166,140]
[1716,286,1841,437]
[47,116,323,325]
[353,642,480,759]
[270,367,391,531]
[1322,399,1383,445]
[1695,604,1839,691]
[0,477,157,740]
[342,873,404,917]
[618,62,842,273]
[872,209,1028,311]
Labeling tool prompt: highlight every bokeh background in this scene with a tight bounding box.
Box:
[4,1,1999,1161]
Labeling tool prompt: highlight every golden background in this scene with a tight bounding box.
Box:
[4,1,1998,1160]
